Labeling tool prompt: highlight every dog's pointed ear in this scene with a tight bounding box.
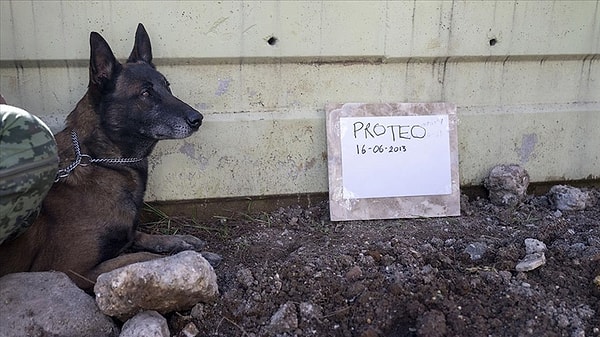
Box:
[127,23,154,66]
[89,32,119,88]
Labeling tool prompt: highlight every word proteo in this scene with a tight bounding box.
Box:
[352,121,427,141]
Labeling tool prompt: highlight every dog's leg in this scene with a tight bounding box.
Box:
[132,231,206,253]
[132,231,222,266]
[77,234,221,290]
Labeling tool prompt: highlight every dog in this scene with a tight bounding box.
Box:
[0,23,209,290]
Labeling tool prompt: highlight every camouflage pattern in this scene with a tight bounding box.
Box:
[0,104,58,244]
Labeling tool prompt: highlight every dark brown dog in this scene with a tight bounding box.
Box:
[0,24,208,290]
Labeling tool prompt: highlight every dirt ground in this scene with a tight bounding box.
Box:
[142,187,600,337]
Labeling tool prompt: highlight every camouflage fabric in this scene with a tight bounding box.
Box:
[0,104,58,245]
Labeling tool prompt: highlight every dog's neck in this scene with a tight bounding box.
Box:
[55,130,146,182]
[65,95,101,139]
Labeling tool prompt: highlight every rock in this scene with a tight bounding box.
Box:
[464,242,488,260]
[177,322,200,337]
[0,272,118,337]
[484,164,529,207]
[524,238,547,254]
[190,303,206,320]
[95,251,219,321]
[417,309,447,337]
[498,270,513,283]
[236,268,255,288]
[267,302,298,334]
[515,252,546,272]
[298,302,323,322]
[119,311,169,337]
[556,314,570,328]
[548,185,591,211]
[444,238,456,246]
[515,238,548,273]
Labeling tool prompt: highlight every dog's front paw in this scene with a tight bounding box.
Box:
[133,231,207,254]
[170,234,207,252]
[201,251,223,267]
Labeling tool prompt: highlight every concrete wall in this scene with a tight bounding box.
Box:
[1,1,599,202]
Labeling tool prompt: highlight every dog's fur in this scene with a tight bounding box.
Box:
[0,24,206,289]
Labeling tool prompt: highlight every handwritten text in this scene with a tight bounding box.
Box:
[352,122,427,141]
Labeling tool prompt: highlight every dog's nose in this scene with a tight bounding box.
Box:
[186,110,203,129]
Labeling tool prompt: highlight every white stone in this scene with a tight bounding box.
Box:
[179,322,201,337]
[95,251,219,321]
[524,238,547,254]
[464,242,488,261]
[119,311,169,337]
[299,302,323,322]
[515,252,546,272]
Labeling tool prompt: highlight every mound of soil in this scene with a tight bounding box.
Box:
[144,188,600,337]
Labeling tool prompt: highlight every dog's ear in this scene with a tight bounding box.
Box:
[89,32,118,88]
[127,23,154,67]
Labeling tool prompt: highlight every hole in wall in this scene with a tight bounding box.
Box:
[267,36,278,46]
[489,38,498,46]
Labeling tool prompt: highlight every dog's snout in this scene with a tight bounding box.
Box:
[186,110,203,129]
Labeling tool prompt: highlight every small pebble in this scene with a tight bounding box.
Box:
[524,238,547,254]
[556,314,570,328]
[444,239,456,246]
[464,242,487,261]
[515,252,546,272]
[298,302,323,321]
[179,322,200,337]
[268,302,298,334]
[236,268,255,288]
[593,275,600,288]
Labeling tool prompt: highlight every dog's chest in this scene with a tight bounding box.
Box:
[59,165,147,221]
[107,168,147,212]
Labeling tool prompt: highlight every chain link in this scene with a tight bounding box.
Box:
[55,130,144,182]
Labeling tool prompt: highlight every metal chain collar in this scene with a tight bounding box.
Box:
[55,130,144,182]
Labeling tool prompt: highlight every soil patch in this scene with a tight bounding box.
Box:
[141,188,600,337]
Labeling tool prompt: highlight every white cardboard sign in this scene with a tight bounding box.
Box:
[340,115,452,199]
[326,103,460,221]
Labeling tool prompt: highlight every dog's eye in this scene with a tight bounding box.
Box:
[141,89,150,97]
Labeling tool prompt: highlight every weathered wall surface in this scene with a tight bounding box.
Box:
[1,1,598,201]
